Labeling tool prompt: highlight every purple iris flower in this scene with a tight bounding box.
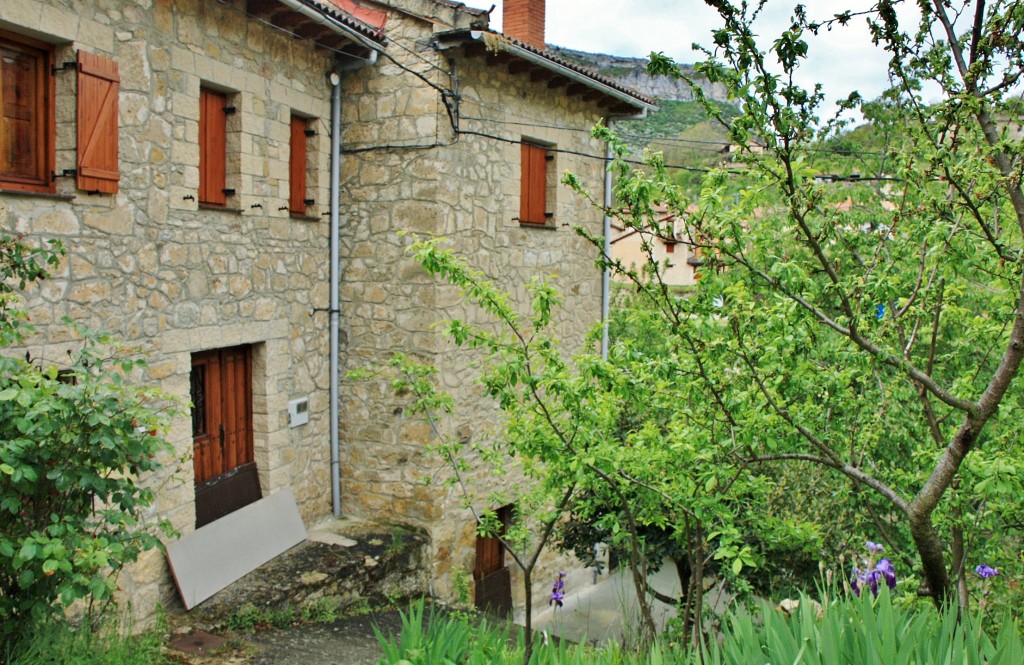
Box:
[852,547,897,597]
[975,564,999,579]
[550,571,566,607]
[866,541,884,555]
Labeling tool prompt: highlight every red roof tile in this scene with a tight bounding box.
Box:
[319,0,388,32]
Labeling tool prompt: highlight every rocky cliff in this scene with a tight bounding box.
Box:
[548,46,733,104]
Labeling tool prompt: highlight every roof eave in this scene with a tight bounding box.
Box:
[439,30,657,114]
[282,0,388,53]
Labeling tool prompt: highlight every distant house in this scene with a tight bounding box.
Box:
[610,206,701,287]
[1,0,652,620]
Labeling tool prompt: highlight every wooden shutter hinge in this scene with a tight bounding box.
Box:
[222,188,236,196]
[223,106,237,114]
[303,198,315,205]
[52,168,77,181]
[304,129,317,137]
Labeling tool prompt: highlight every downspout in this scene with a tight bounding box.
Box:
[329,71,343,517]
[601,112,647,360]
[601,138,613,360]
[330,51,378,518]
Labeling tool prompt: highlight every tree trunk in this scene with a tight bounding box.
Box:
[690,531,705,655]
[908,507,952,608]
[522,567,533,665]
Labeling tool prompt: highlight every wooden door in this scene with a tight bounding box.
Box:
[474,505,513,616]
[191,346,260,527]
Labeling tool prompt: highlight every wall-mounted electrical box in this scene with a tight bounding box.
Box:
[288,397,309,428]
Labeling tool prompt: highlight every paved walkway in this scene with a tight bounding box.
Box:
[523,560,686,646]
[172,559,723,663]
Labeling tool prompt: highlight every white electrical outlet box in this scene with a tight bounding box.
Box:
[288,397,309,428]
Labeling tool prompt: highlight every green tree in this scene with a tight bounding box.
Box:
[616,0,1024,609]
[0,235,181,652]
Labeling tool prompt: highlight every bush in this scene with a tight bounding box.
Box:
[0,235,181,651]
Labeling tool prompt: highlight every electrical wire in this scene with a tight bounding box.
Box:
[460,115,596,135]
[211,0,904,181]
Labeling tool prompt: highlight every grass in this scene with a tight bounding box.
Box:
[226,595,342,632]
[377,593,1024,665]
[7,616,170,665]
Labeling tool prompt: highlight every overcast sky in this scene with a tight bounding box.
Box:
[482,0,923,118]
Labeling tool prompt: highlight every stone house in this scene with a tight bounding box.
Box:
[0,0,652,620]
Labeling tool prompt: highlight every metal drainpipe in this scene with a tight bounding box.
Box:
[329,51,378,518]
[601,138,613,361]
[329,71,343,517]
[601,112,648,361]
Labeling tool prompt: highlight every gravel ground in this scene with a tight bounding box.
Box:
[167,607,405,665]
[248,608,404,665]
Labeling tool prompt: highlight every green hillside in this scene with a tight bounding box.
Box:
[615,100,740,192]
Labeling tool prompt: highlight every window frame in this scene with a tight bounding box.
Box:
[0,29,56,194]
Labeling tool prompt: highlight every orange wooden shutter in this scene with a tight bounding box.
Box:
[76,51,119,194]
[520,143,547,224]
[289,115,307,215]
[199,88,227,206]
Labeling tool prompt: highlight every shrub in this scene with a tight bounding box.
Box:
[0,235,181,651]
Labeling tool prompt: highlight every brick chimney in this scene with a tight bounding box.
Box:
[503,0,545,50]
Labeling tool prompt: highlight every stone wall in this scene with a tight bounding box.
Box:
[1,0,339,623]
[2,0,629,623]
[337,5,611,610]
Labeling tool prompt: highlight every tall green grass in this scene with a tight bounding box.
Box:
[703,591,1023,665]
[6,617,169,665]
[378,593,1023,665]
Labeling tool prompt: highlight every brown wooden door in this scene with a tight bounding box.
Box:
[474,505,513,616]
[191,346,260,527]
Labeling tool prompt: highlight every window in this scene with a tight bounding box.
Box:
[520,141,552,225]
[0,30,54,193]
[199,87,228,206]
[288,114,310,216]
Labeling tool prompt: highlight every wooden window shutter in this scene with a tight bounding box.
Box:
[288,115,307,215]
[520,143,547,224]
[76,51,120,194]
[199,88,227,206]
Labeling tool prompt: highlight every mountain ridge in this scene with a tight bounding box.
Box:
[547,46,733,105]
